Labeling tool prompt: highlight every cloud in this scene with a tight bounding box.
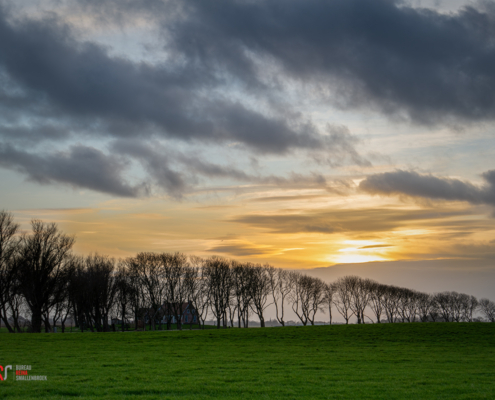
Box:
[231,208,474,235]
[359,244,392,249]
[0,123,69,144]
[163,0,495,124]
[4,0,495,198]
[0,3,372,197]
[0,143,144,197]
[0,6,363,156]
[110,140,188,199]
[359,169,495,206]
[0,134,344,199]
[207,241,273,257]
[110,139,339,197]
[249,194,328,203]
[7,0,495,129]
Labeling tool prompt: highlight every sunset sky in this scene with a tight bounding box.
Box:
[1,0,495,297]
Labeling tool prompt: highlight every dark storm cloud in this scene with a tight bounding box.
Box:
[5,0,495,198]
[0,143,143,197]
[0,2,373,197]
[360,170,495,206]
[0,6,362,156]
[4,0,494,138]
[0,124,68,143]
[163,0,495,123]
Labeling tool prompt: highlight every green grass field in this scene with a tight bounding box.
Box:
[0,323,494,399]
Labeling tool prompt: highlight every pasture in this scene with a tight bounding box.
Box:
[0,323,494,399]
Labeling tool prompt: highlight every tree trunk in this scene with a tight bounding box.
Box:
[121,306,126,332]
[31,309,43,333]
[103,313,109,332]
[43,315,52,333]
[134,307,139,331]
[0,307,14,333]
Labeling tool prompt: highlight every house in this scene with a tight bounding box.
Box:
[138,302,198,327]
[162,302,198,324]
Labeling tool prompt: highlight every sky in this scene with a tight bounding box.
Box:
[1,0,495,298]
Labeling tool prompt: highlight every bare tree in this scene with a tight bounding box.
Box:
[231,261,253,328]
[268,267,293,327]
[306,277,326,325]
[203,256,232,329]
[163,253,189,330]
[289,273,325,326]
[0,211,20,333]
[86,254,118,332]
[396,288,419,323]
[248,264,272,328]
[382,285,401,323]
[452,293,469,322]
[368,281,386,323]
[322,283,334,325]
[479,298,495,322]
[51,259,76,333]
[434,292,456,322]
[188,256,210,329]
[462,295,479,322]
[346,276,372,324]
[183,259,200,329]
[288,272,307,325]
[127,252,166,331]
[115,263,136,332]
[17,220,74,333]
[332,277,355,324]
[68,257,87,332]
[417,292,435,322]
[8,292,25,333]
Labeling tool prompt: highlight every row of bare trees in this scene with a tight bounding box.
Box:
[1,211,494,333]
[330,276,492,324]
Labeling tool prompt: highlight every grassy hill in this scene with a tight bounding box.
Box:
[0,323,494,399]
